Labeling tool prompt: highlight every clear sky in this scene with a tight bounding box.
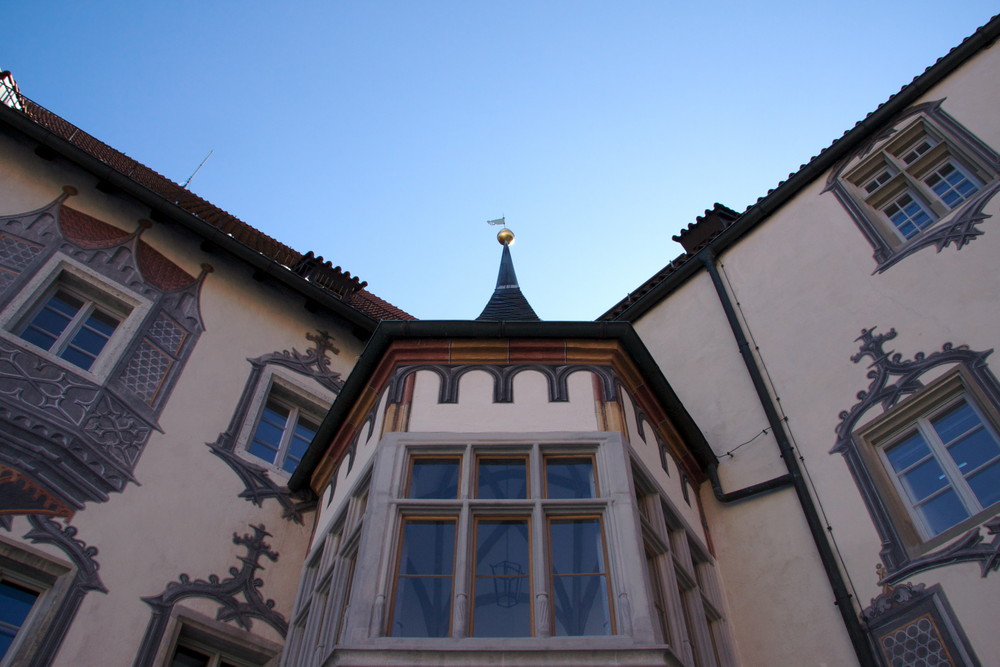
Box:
[4,2,997,320]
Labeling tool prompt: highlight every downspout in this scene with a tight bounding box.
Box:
[706,463,792,503]
[698,248,877,667]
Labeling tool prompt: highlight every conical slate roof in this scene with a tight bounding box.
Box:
[477,242,539,321]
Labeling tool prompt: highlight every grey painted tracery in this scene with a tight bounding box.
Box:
[22,515,107,666]
[0,193,206,513]
[832,327,1000,578]
[132,524,287,667]
[208,330,342,522]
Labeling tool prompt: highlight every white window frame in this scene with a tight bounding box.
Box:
[857,369,1000,550]
[234,366,333,478]
[0,254,151,381]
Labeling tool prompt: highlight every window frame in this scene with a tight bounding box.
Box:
[385,442,615,640]
[825,102,1000,271]
[0,255,150,380]
[234,367,332,478]
[844,118,990,247]
[155,607,281,667]
[855,368,1000,553]
[0,537,74,667]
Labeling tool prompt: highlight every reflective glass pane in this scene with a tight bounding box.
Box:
[552,574,611,636]
[546,457,596,499]
[248,439,279,462]
[967,462,1000,508]
[918,488,969,536]
[28,307,72,340]
[886,432,930,472]
[477,458,527,499]
[473,575,531,636]
[475,520,529,577]
[19,326,57,351]
[408,458,460,499]
[932,402,979,443]
[391,576,453,637]
[549,519,605,575]
[0,581,38,659]
[947,428,1000,475]
[69,325,109,357]
[898,458,949,502]
[399,520,455,575]
[59,346,95,370]
[87,309,119,336]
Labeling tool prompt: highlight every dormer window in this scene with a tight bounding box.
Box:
[827,103,1000,270]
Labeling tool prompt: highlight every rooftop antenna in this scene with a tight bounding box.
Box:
[182,150,214,189]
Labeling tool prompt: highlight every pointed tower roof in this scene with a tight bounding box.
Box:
[477,229,539,321]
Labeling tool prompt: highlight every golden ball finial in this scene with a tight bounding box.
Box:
[497,228,515,245]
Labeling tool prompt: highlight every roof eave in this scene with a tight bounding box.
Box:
[0,103,380,335]
[605,14,1000,323]
[289,319,716,492]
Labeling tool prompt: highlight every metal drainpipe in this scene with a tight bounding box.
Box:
[706,462,792,503]
[697,248,877,667]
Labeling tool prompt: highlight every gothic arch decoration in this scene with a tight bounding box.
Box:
[831,326,1000,580]
[824,100,1000,272]
[132,524,287,667]
[0,191,208,515]
[385,363,619,405]
[208,330,342,523]
[22,515,107,666]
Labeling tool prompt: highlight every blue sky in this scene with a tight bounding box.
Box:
[4,2,997,320]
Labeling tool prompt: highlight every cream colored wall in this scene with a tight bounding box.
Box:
[619,388,706,544]
[633,43,1000,666]
[407,367,600,433]
[0,134,366,665]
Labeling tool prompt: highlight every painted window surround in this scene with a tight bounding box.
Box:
[286,431,722,667]
[0,254,152,383]
[150,607,281,667]
[234,366,333,479]
[824,100,1000,272]
[854,369,1000,558]
[833,327,1000,583]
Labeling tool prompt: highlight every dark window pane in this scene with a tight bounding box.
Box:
[473,519,530,637]
[967,462,1000,508]
[477,458,527,499]
[391,576,453,637]
[86,309,119,336]
[475,520,529,576]
[546,457,596,499]
[932,402,979,444]
[551,574,611,636]
[918,488,969,536]
[899,458,949,503]
[20,326,57,351]
[549,519,606,575]
[473,575,531,636]
[947,428,1000,476]
[60,346,95,371]
[28,307,72,340]
[399,520,455,575]
[170,645,211,667]
[68,326,109,358]
[408,458,460,499]
[0,581,38,634]
[886,433,930,473]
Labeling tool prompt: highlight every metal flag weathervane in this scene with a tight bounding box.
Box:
[486,216,506,226]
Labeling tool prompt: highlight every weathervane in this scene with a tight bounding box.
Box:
[487,216,514,245]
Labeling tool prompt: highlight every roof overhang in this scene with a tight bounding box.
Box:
[289,319,716,494]
[0,102,380,335]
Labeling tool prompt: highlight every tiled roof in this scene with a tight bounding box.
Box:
[1,76,412,322]
[599,13,1000,322]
